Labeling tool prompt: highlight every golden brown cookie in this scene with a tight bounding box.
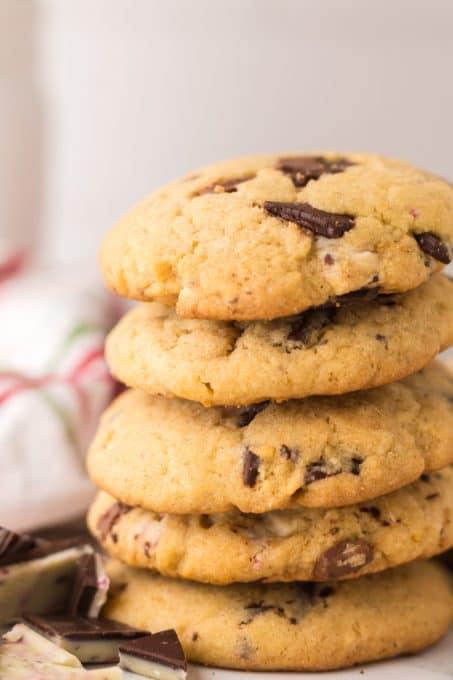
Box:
[105,274,453,405]
[103,559,453,671]
[89,466,453,584]
[87,362,453,513]
[100,153,453,320]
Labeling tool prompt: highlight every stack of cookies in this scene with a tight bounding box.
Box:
[87,154,453,671]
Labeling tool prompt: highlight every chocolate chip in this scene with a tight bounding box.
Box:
[192,632,199,642]
[287,308,335,348]
[144,541,152,557]
[199,515,213,529]
[276,155,354,188]
[305,456,362,484]
[414,232,451,264]
[264,201,354,238]
[240,601,286,626]
[97,502,131,541]
[243,448,260,487]
[317,585,335,598]
[360,506,381,520]
[375,334,387,342]
[321,287,380,308]
[313,539,374,579]
[426,493,440,500]
[280,445,300,464]
[305,459,336,484]
[350,457,363,475]
[421,474,431,482]
[195,175,254,196]
[235,401,270,427]
[324,253,335,265]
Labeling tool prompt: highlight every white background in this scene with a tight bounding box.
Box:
[1,0,453,270]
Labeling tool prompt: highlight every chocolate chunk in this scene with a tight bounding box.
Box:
[305,459,335,484]
[305,455,361,484]
[280,445,300,463]
[276,155,354,187]
[375,333,387,342]
[321,287,380,308]
[195,175,253,196]
[426,492,440,500]
[350,457,363,475]
[287,308,335,348]
[360,506,381,520]
[96,502,131,541]
[119,630,186,675]
[264,201,354,238]
[235,401,270,427]
[240,601,286,625]
[242,448,260,487]
[24,613,146,664]
[199,515,213,529]
[313,539,374,579]
[317,585,335,598]
[414,232,451,264]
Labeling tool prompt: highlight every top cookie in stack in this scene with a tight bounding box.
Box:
[101,153,452,320]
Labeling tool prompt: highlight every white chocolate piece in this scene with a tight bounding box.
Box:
[0,545,93,625]
[0,624,122,679]
[120,651,186,680]
[86,554,110,618]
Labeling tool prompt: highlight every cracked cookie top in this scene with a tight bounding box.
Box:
[100,153,453,320]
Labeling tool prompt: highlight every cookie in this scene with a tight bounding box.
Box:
[100,153,453,320]
[87,362,453,513]
[103,559,453,671]
[88,466,453,584]
[105,274,453,406]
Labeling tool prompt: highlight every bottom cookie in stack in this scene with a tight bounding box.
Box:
[102,559,452,671]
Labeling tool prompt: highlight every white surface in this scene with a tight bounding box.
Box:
[122,628,453,679]
[2,1,453,269]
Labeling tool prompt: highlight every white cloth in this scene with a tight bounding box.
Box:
[0,253,118,530]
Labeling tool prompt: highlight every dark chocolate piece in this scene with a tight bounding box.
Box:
[195,175,254,196]
[276,155,354,187]
[235,401,270,427]
[280,445,300,463]
[321,287,380,308]
[24,613,143,640]
[96,502,131,541]
[0,526,81,567]
[287,308,334,347]
[414,232,451,264]
[242,448,260,487]
[66,554,100,617]
[119,629,186,672]
[264,201,354,238]
[313,539,374,579]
